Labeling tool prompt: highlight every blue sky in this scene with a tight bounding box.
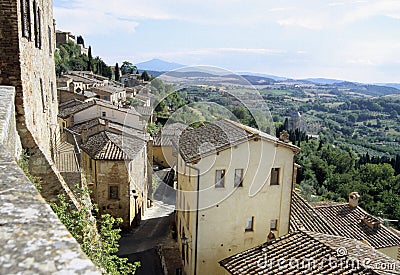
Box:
[53,0,400,83]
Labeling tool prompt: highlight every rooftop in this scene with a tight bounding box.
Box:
[290,192,400,249]
[68,118,147,139]
[178,119,300,162]
[80,131,146,160]
[154,122,190,147]
[290,191,338,235]
[313,202,400,249]
[220,231,400,275]
[58,98,140,119]
[91,85,125,94]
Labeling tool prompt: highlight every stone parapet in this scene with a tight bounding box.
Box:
[0,86,99,274]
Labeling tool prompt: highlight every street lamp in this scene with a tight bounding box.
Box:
[181,236,189,246]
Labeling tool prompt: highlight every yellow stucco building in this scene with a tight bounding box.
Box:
[175,119,300,275]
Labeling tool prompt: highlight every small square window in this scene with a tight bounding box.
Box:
[109,185,119,199]
[270,219,278,231]
[234,169,243,187]
[102,111,106,117]
[215,169,225,188]
[245,216,254,232]
[270,168,280,185]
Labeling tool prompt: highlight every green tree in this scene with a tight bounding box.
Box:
[87,46,93,71]
[121,61,137,75]
[51,186,139,274]
[115,63,120,81]
[141,70,151,81]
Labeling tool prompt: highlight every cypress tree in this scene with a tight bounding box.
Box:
[87,46,93,71]
[115,63,120,81]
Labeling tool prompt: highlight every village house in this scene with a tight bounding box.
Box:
[56,74,99,103]
[153,122,188,168]
[58,98,145,131]
[120,73,142,87]
[220,230,400,274]
[90,85,126,105]
[290,191,400,260]
[80,130,149,229]
[175,119,300,275]
[55,30,88,55]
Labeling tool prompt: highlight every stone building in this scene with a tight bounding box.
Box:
[0,0,58,159]
[175,119,300,275]
[81,130,149,229]
[0,0,79,200]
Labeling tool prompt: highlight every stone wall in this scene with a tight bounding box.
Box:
[0,86,99,274]
[0,0,80,205]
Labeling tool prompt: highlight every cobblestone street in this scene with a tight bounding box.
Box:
[118,171,181,274]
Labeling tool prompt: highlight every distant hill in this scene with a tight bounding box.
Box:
[237,72,287,81]
[136,59,185,72]
[304,78,345,85]
[375,83,400,90]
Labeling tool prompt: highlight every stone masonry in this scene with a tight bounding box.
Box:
[0,86,99,274]
[0,0,80,204]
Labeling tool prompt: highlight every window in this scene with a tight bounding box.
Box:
[215,169,225,188]
[33,1,41,48]
[234,169,244,187]
[270,168,280,185]
[48,25,52,54]
[102,111,106,117]
[270,219,278,231]
[20,0,31,39]
[245,216,254,232]
[109,185,119,199]
[40,78,46,112]
[50,81,55,102]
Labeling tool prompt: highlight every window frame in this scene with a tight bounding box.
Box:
[234,168,244,187]
[270,219,278,231]
[109,185,119,200]
[215,169,225,188]
[270,167,280,186]
[245,216,254,232]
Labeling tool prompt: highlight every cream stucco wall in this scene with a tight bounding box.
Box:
[74,104,143,129]
[176,137,297,275]
[153,145,175,168]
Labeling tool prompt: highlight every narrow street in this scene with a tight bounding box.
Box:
[118,170,180,275]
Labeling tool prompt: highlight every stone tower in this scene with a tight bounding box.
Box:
[0,0,74,201]
[0,0,58,159]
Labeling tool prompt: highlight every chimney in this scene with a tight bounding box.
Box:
[349,192,360,208]
[279,130,290,143]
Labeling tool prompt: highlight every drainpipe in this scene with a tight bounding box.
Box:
[186,164,200,275]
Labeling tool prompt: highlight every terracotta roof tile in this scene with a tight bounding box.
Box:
[313,203,400,249]
[291,192,400,250]
[154,123,189,147]
[290,192,338,235]
[80,131,145,160]
[220,231,400,275]
[178,119,300,162]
